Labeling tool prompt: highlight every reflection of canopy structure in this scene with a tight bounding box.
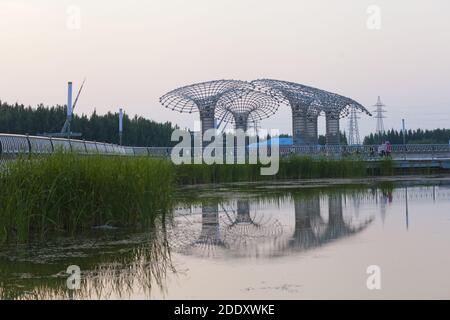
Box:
[289,197,323,250]
[222,200,284,250]
[196,203,226,248]
[177,203,228,258]
[215,89,280,132]
[169,200,283,258]
[252,79,371,145]
[168,195,373,259]
[288,195,372,252]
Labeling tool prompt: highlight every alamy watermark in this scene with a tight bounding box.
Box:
[66,5,81,30]
[366,5,382,30]
[66,265,81,290]
[171,128,280,175]
[366,265,381,290]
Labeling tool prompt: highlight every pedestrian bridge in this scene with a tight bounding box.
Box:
[1,133,450,170]
[279,144,450,159]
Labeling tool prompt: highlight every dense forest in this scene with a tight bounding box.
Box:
[0,101,177,147]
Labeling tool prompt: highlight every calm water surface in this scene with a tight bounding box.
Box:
[1,178,450,299]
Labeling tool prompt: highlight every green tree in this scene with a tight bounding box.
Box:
[0,101,177,147]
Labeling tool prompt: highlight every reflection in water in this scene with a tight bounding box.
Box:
[224,199,284,253]
[0,225,174,300]
[405,187,409,230]
[170,200,284,258]
[323,194,372,243]
[168,192,373,258]
[290,196,323,250]
[1,182,450,299]
[197,203,224,248]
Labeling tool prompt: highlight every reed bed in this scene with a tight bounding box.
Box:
[175,156,367,185]
[0,153,173,242]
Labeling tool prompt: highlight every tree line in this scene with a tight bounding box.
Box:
[1,101,449,146]
[0,101,177,147]
[363,129,450,145]
[280,128,450,145]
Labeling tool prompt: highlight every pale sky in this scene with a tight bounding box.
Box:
[1,0,449,138]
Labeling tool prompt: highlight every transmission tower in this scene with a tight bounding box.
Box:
[373,96,386,135]
[348,105,361,145]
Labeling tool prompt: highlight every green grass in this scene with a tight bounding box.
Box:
[0,153,173,243]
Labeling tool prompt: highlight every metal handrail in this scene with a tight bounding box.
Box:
[0,133,128,157]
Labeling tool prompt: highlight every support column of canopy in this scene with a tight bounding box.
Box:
[231,113,249,164]
[199,107,216,151]
[199,107,215,135]
[305,114,319,145]
[233,113,249,132]
[292,106,308,145]
[325,111,340,145]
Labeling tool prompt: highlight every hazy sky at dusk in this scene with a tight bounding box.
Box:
[1,0,449,138]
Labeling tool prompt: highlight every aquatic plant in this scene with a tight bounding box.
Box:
[0,153,173,242]
[378,157,395,176]
[174,155,367,185]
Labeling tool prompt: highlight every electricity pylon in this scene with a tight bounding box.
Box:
[348,105,361,145]
[373,96,386,135]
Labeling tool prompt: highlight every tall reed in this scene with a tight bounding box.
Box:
[174,156,367,185]
[0,153,173,242]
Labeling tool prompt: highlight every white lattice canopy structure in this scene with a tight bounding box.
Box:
[159,80,252,136]
[160,79,371,146]
[214,89,280,131]
[252,79,371,145]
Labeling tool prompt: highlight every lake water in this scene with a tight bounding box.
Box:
[1,177,450,299]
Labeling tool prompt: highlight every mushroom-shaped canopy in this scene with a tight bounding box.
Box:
[252,79,372,119]
[319,91,371,119]
[159,80,252,114]
[214,89,280,126]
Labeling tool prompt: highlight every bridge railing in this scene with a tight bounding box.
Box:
[279,144,450,160]
[1,133,450,160]
[28,135,53,154]
[0,134,30,155]
[0,134,130,157]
